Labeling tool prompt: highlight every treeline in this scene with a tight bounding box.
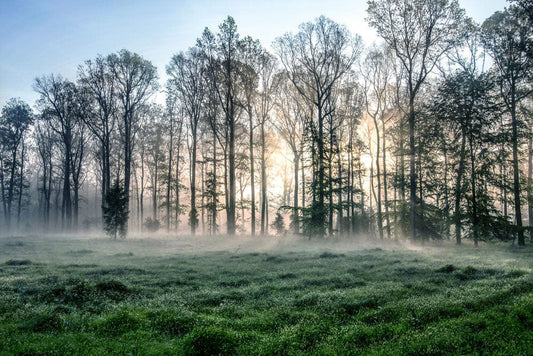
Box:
[1,0,532,245]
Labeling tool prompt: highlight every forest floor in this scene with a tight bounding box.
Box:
[0,234,532,355]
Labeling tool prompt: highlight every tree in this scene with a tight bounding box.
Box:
[274,71,305,234]
[367,0,467,241]
[34,75,79,230]
[78,55,117,217]
[271,211,285,235]
[361,46,394,239]
[167,47,207,235]
[239,36,262,236]
[103,180,129,239]
[274,16,361,237]
[108,49,158,234]
[256,51,278,235]
[197,17,258,235]
[482,5,533,246]
[0,98,33,231]
[34,119,56,230]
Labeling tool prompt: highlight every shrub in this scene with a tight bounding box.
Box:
[94,310,143,336]
[148,309,196,336]
[144,217,160,232]
[436,264,456,273]
[318,252,345,259]
[182,327,238,355]
[5,259,32,266]
[19,312,62,332]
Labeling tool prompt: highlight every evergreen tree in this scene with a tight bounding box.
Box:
[271,211,285,236]
[103,180,129,239]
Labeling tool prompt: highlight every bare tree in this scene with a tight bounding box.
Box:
[167,47,207,235]
[108,49,158,235]
[274,71,305,234]
[367,0,467,241]
[78,55,117,217]
[256,51,278,235]
[34,75,79,230]
[34,119,56,230]
[274,16,361,237]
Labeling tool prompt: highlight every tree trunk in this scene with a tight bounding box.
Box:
[212,129,218,234]
[17,142,25,229]
[510,92,524,245]
[455,131,467,245]
[409,98,416,241]
[0,159,7,226]
[152,152,158,221]
[382,118,390,239]
[6,141,18,231]
[443,145,450,239]
[301,149,306,211]
[249,109,256,236]
[328,129,334,235]
[261,122,268,235]
[167,120,173,233]
[293,154,299,234]
[140,148,145,232]
[337,146,343,234]
[317,103,325,236]
[469,133,478,247]
[201,159,205,234]
[527,122,533,242]
[191,124,198,235]
[63,134,73,230]
[124,110,132,234]
[175,124,182,231]
[373,116,383,239]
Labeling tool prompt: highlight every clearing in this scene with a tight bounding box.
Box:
[0,234,532,355]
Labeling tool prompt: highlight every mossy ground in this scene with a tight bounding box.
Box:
[0,235,532,355]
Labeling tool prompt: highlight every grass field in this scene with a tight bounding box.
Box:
[0,234,532,355]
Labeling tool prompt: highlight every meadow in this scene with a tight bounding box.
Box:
[0,234,532,355]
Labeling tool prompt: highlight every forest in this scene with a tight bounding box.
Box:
[1,1,533,354]
[1,0,533,246]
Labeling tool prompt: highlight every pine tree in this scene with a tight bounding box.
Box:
[271,211,286,236]
[103,180,129,239]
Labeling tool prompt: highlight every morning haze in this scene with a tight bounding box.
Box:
[0,0,532,354]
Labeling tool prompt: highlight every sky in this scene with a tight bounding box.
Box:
[0,0,509,108]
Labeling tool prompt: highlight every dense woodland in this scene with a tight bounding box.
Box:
[1,0,532,245]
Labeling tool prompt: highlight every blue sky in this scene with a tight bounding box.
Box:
[0,0,508,108]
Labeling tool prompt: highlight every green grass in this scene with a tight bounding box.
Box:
[0,235,532,355]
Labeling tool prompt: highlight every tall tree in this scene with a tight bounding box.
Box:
[78,55,117,217]
[167,47,207,235]
[0,98,33,232]
[34,119,56,230]
[108,49,158,236]
[34,75,79,230]
[482,5,533,246]
[256,51,278,235]
[197,17,252,235]
[275,71,305,234]
[274,16,360,237]
[239,36,263,236]
[361,46,394,240]
[367,0,467,241]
